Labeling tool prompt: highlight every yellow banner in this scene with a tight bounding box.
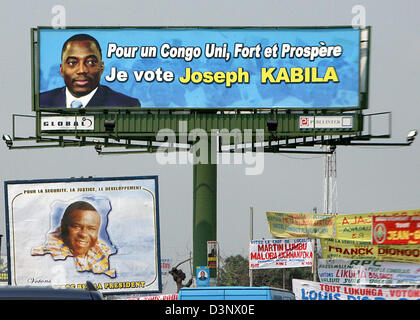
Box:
[335,209,420,243]
[266,212,334,239]
[321,238,420,264]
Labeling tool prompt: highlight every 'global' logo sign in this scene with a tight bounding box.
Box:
[41,116,95,131]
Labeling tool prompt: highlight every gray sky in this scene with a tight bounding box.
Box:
[0,0,419,293]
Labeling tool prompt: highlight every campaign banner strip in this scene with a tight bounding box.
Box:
[320,238,420,264]
[249,238,313,270]
[292,279,420,300]
[266,212,334,239]
[318,258,420,286]
[372,215,420,245]
[267,209,420,244]
[335,210,420,244]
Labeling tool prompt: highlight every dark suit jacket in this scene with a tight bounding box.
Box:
[39,85,140,108]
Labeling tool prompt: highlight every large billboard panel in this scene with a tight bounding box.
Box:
[4,176,161,294]
[35,27,364,110]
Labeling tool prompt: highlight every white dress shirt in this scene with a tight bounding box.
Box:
[65,87,98,108]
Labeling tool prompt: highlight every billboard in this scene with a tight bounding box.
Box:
[4,176,161,294]
[34,26,365,110]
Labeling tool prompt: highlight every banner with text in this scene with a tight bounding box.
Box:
[321,238,420,264]
[249,238,313,269]
[37,27,361,109]
[266,212,334,239]
[318,259,420,286]
[5,176,161,294]
[267,209,420,244]
[335,209,420,243]
[293,279,420,300]
[372,215,420,245]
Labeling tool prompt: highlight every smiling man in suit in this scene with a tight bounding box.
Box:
[40,33,140,108]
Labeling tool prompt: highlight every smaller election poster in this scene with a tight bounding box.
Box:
[196,266,210,287]
[207,241,217,268]
[249,238,313,269]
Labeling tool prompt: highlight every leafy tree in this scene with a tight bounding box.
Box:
[218,254,313,290]
[218,255,249,286]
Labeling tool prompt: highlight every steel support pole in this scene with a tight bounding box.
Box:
[193,137,217,280]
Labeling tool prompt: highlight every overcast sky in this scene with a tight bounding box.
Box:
[0,0,419,293]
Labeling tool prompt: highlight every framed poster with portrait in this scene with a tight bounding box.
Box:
[4,176,161,295]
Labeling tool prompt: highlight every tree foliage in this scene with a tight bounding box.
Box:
[218,255,249,286]
[218,254,313,290]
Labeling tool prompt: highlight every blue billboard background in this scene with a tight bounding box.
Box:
[38,27,360,109]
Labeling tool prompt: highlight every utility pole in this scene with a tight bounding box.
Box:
[312,207,318,282]
[318,145,337,282]
[323,146,337,215]
[249,206,253,287]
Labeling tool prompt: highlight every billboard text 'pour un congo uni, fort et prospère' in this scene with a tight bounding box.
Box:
[37,27,362,109]
[4,176,161,294]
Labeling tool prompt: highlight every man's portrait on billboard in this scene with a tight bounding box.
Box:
[31,199,117,278]
[39,33,140,108]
